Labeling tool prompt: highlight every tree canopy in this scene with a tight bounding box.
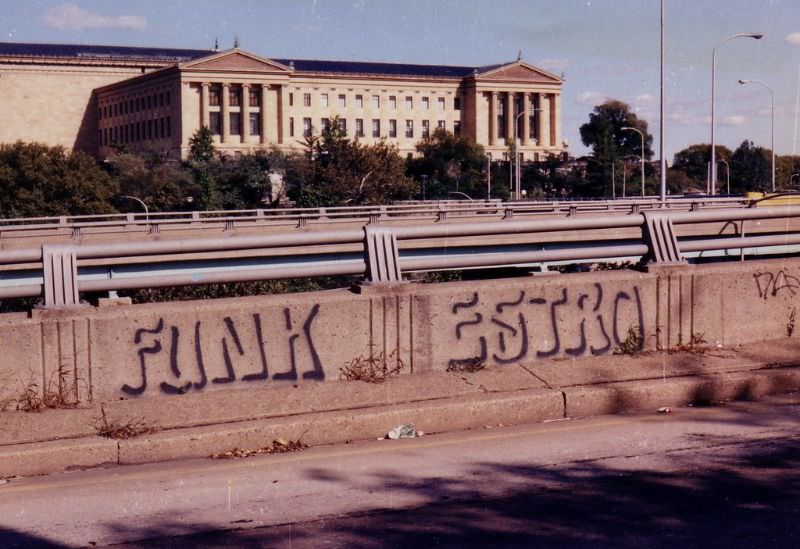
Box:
[407,128,487,199]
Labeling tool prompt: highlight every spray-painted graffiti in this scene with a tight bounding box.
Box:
[448,284,644,367]
[122,304,324,396]
[753,270,800,300]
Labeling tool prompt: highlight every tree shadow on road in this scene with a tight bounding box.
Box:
[101,434,800,548]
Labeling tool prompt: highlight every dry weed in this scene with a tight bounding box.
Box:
[340,351,404,383]
[210,438,308,459]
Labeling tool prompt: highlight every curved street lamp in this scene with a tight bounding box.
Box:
[710,32,764,195]
[738,79,775,192]
[120,195,149,220]
[791,173,800,188]
[621,126,646,197]
[718,158,731,195]
[513,108,543,201]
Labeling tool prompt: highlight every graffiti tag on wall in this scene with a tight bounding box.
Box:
[448,284,644,367]
[122,304,324,396]
[753,270,800,300]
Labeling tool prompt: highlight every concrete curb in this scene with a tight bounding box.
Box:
[2,365,800,478]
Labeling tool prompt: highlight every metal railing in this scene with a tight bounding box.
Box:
[0,196,748,243]
[1,203,797,308]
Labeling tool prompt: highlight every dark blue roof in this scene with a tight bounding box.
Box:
[0,42,211,62]
[274,58,505,78]
[0,42,509,78]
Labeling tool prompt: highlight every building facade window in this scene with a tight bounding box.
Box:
[249,88,260,107]
[303,117,312,137]
[389,95,397,109]
[438,97,445,111]
[289,117,295,137]
[422,120,430,138]
[230,87,240,107]
[249,113,260,136]
[422,97,429,110]
[303,93,311,107]
[454,97,461,110]
[355,95,363,108]
[230,112,241,135]
[372,95,380,109]
[210,112,221,135]
[389,119,397,137]
[210,86,221,106]
[438,120,446,130]
[405,96,413,109]
[166,116,171,137]
[405,119,414,138]
[289,92,294,106]
[338,94,346,107]
[355,118,364,137]
[321,93,329,107]
[321,118,329,132]
[372,119,380,137]
[339,118,347,134]
[454,120,461,136]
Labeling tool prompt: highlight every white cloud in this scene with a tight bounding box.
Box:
[722,115,747,127]
[577,91,608,105]
[785,32,800,46]
[42,3,147,31]
[635,94,656,105]
[536,58,569,73]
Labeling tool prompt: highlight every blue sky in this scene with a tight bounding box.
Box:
[5,0,800,160]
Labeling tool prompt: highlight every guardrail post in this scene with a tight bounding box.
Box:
[224,220,235,231]
[642,211,685,265]
[436,207,448,222]
[297,215,308,228]
[148,224,160,234]
[503,207,514,219]
[368,212,381,225]
[71,227,81,239]
[42,245,81,307]
[363,226,402,284]
[568,206,577,217]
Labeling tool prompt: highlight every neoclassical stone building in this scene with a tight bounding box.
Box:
[0,42,566,161]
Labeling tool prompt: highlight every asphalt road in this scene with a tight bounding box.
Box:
[2,395,800,548]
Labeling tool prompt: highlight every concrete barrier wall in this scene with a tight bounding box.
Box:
[1,257,798,408]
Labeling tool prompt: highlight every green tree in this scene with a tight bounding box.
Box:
[731,140,770,193]
[671,144,731,193]
[407,128,488,199]
[105,151,193,212]
[579,100,653,196]
[0,141,118,217]
[186,127,219,209]
[188,126,215,163]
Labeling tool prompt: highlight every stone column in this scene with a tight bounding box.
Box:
[551,93,561,149]
[505,92,514,145]
[521,93,531,146]
[277,84,286,145]
[489,92,498,146]
[241,83,250,144]
[538,93,551,148]
[221,83,230,143]
[260,84,269,144]
[200,83,210,128]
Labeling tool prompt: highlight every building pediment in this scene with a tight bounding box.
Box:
[476,61,561,84]
[180,49,293,73]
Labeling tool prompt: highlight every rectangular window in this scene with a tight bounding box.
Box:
[147,119,153,139]
[289,92,294,106]
[438,120,446,130]
[166,116,171,137]
[372,95,380,109]
[159,118,165,138]
[355,94,363,108]
[355,118,364,137]
[438,97,445,111]
[454,97,461,110]
[230,112,241,135]
[289,117,295,137]
[338,94,346,107]
[321,118,329,132]
[454,121,461,136]
[166,91,170,105]
[303,117,312,137]
[249,112,260,136]
[372,119,380,137]
[405,96,413,109]
[210,112,221,135]
[230,87,241,107]
[210,87,221,106]
[405,119,414,138]
[321,93,329,107]
[146,96,152,110]
[389,95,397,109]
[159,92,165,107]
[422,120,430,138]
[422,97,429,110]
[303,93,311,107]
[249,88,260,107]
[339,118,347,134]
[389,119,397,138]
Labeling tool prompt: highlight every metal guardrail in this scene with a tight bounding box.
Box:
[0,196,748,241]
[1,204,798,308]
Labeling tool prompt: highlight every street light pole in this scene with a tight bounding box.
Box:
[514,108,542,201]
[659,0,666,204]
[621,126,646,197]
[121,195,149,220]
[738,79,775,192]
[718,158,731,195]
[710,32,764,195]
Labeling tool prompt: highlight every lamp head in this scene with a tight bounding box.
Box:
[738,79,750,84]
[748,32,764,39]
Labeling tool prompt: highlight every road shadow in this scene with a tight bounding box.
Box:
[103,434,800,548]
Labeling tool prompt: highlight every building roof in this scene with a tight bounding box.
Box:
[0,41,511,79]
[0,41,211,62]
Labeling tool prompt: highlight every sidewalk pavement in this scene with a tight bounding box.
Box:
[2,338,800,478]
